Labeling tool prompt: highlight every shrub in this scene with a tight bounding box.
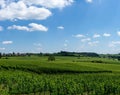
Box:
[91,60,103,63]
[48,55,55,61]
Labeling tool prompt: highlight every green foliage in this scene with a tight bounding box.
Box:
[91,60,103,63]
[0,84,9,95]
[0,71,119,95]
[56,51,100,57]
[117,57,120,61]
[48,55,55,61]
[0,56,119,94]
[0,53,2,59]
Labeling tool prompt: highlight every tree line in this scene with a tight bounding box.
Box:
[0,51,100,58]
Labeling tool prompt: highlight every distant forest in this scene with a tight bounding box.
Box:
[1,51,120,60]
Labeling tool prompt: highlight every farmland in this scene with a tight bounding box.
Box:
[0,55,120,95]
[0,0,120,95]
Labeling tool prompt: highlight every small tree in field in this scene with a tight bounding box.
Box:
[48,55,55,61]
[117,57,120,61]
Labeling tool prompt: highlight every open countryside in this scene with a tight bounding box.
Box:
[0,52,120,95]
[0,0,120,95]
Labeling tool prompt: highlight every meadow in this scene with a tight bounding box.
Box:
[0,56,120,95]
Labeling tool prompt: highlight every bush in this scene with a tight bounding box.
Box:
[48,55,55,61]
[5,57,8,59]
[91,60,103,63]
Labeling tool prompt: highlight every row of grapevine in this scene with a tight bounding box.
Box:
[0,71,120,95]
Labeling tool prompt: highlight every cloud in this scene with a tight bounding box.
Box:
[0,26,3,31]
[103,33,111,37]
[117,31,120,36]
[2,41,13,45]
[22,0,74,9]
[8,25,29,31]
[0,0,74,21]
[93,34,101,38]
[33,43,42,47]
[8,23,48,32]
[63,43,68,50]
[109,41,120,47]
[29,23,48,32]
[81,38,91,42]
[64,39,69,48]
[73,34,85,38]
[0,0,5,8]
[0,47,5,50]
[0,1,52,20]
[85,0,93,3]
[88,41,99,46]
[57,26,64,30]
[65,40,69,43]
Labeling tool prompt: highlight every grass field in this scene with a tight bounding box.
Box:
[0,56,120,95]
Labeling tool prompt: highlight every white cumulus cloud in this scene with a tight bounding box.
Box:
[103,33,111,37]
[109,41,120,47]
[8,23,48,32]
[88,41,99,46]
[22,0,74,9]
[117,31,120,36]
[86,0,93,3]
[74,34,85,38]
[2,41,13,45]
[57,26,64,30]
[8,25,29,31]
[0,0,74,21]
[93,34,101,38]
[81,38,91,42]
[29,23,48,32]
[0,1,52,20]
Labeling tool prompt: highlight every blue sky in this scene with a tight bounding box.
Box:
[0,0,120,54]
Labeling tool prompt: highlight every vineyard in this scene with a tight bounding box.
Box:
[0,56,120,95]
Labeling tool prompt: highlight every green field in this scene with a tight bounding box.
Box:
[0,56,120,95]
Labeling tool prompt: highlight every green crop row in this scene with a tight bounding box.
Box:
[0,56,118,74]
[0,71,119,95]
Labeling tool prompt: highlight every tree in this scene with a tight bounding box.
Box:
[0,53,2,59]
[12,52,15,56]
[117,57,120,61]
[48,55,55,61]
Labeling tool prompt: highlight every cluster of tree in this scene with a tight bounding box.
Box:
[100,54,120,61]
[0,51,100,58]
[0,52,32,57]
[0,52,36,59]
[54,51,100,57]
